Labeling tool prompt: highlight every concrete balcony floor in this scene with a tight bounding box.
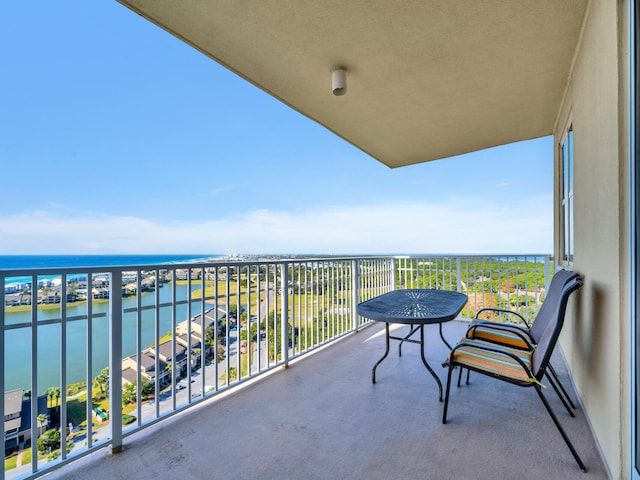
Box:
[47,321,609,480]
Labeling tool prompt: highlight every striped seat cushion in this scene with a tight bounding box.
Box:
[466,321,534,350]
[451,338,535,384]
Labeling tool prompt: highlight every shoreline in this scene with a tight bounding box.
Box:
[2,279,250,394]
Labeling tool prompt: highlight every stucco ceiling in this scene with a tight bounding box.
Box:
[118,0,589,168]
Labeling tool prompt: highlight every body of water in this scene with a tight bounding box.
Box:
[2,254,224,394]
[0,254,221,277]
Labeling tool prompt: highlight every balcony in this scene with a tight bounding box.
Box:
[1,255,608,479]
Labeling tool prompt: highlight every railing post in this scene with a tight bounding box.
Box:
[86,270,95,447]
[60,274,68,459]
[1,275,5,480]
[544,256,551,291]
[29,274,38,474]
[352,259,360,332]
[109,270,123,453]
[456,257,462,292]
[391,257,397,290]
[281,263,289,368]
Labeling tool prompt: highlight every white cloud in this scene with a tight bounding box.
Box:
[0,195,552,255]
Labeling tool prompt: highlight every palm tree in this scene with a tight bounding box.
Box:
[122,382,137,406]
[53,387,61,414]
[94,367,109,397]
[45,387,56,409]
[37,413,48,433]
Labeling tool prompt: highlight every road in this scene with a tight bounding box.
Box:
[72,287,276,445]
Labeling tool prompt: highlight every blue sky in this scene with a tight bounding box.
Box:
[0,1,553,255]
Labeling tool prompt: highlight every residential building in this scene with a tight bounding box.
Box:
[149,340,188,377]
[4,390,23,452]
[122,352,168,386]
[175,307,227,337]
[4,293,31,307]
[4,390,47,454]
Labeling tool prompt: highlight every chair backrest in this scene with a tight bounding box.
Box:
[529,269,579,342]
[531,276,583,379]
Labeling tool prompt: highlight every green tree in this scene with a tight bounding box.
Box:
[37,413,48,432]
[123,382,137,406]
[94,367,110,397]
[38,427,72,457]
[216,343,225,362]
[53,387,61,411]
[205,325,216,347]
[44,387,57,409]
[122,378,155,405]
[141,378,154,398]
[37,428,61,454]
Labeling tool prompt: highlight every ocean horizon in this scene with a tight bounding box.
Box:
[0,254,223,271]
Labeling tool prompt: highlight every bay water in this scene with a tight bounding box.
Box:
[2,255,221,394]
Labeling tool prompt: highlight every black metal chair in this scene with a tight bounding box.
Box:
[462,269,579,414]
[442,276,586,472]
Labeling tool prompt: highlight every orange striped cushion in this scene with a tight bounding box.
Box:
[466,323,534,350]
[451,338,534,383]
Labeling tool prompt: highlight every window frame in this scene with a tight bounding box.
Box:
[559,124,574,267]
[631,0,640,477]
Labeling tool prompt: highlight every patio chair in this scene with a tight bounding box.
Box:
[462,269,580,413]
[442,277,586,472]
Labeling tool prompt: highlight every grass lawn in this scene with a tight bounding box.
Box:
[67,399,87,426]
[189,280,272,316]
[6,299,108,314]
[21,448,32,465]
[218,352,251,385]
[159,331,173,344]
[95,397,110,412]
[4,448,34,472]
[190,280,238,299]
[67,381,87,397]
[287,292,320,316]
[4,455,17,471]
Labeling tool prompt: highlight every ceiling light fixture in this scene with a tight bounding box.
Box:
[332,68,347,96]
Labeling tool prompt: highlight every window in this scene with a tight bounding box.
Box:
[560,126,574,265]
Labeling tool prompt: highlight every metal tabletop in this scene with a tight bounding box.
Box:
[357,288,468,325]
[357,288,468,401]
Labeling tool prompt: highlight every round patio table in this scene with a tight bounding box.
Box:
[357,289,468,401]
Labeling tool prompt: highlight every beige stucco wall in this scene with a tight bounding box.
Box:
[554,1,630,478]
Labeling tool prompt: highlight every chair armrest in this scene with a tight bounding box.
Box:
[475,308,530,328]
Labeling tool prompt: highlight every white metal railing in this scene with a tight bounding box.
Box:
[1,254,551,479]
[395,254,553,325]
